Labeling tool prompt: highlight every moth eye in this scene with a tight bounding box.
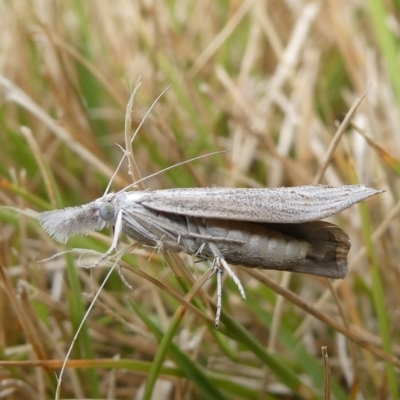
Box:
[99,202,115,221]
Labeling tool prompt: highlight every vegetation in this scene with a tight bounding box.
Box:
[1,1,399,399]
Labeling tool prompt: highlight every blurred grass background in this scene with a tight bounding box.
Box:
[0,1,400,399]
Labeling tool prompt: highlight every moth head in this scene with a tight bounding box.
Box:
[39,198,117,244]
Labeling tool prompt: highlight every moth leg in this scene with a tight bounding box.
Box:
[213,253,246,300]
[195,224,247,300]
[96,210,124,265]
[208,260,223,328]
[117,264,133,290]
[195,242,206,256]
[196,227,246,300]
[207,252,246,327]
[115,242,142,290]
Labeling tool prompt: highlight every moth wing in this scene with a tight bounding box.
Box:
[266,221,350,278]
[137,185,382,223]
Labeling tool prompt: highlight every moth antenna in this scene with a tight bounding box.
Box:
[124,78,143,189]
[104,81,171,195]
[116,150,228,195]
[125,84,171,190]
[130,85,171,146]
[106,84,221,196]
[103,77,142,196]
[103,146,128,196]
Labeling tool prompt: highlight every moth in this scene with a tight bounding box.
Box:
[39,184,382,326]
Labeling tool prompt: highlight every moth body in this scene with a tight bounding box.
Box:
[39,184,381,280]
[39,184,383,327]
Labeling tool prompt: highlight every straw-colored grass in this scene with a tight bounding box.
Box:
[1,1,399,399]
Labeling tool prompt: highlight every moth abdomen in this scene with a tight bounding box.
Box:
[200,219,309,267]
[198,219,349,279]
